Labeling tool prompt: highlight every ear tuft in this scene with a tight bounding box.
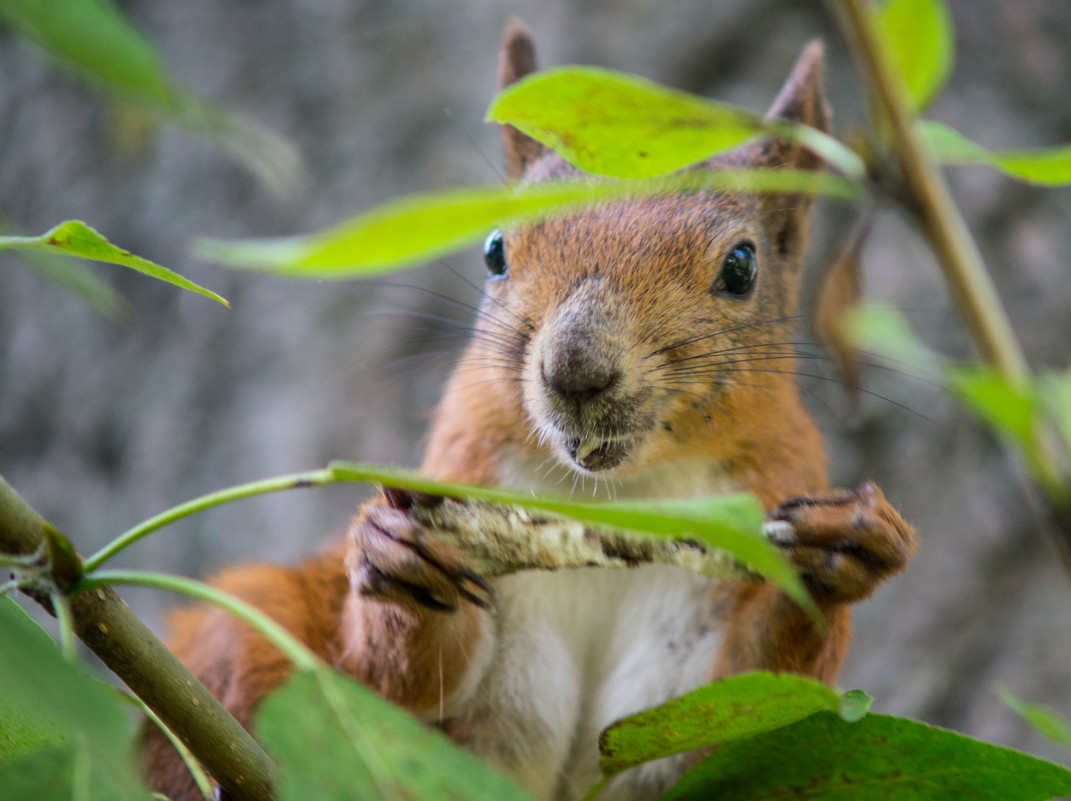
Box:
[497,20,546,178]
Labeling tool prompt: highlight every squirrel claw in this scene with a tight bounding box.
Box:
[765,482,916,604]
[351,504,491,613]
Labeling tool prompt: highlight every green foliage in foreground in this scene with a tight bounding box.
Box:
[5,586,1070,801]
[257,670,535,801]
[662,711,1071,801]
[0,597,147,801]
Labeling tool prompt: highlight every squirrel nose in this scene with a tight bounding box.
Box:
[541,344,621,401]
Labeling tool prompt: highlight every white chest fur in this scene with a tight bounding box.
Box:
[443,456,740,800]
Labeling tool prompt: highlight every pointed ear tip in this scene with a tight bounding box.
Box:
[796,39,827,82]
[502,18,535,54]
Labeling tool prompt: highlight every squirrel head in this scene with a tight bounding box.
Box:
[481,25,830,478]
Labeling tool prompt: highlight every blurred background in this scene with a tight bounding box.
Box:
[1,0,1069,765]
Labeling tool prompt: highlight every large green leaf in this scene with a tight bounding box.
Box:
[326,462,812,613]
[663,711,1071,801]
[198,171,859,278]
[0,597,148,801]
[0,220,228,307]
[878,0,955,110]
[487,67,863,179]
[257,669,534,801]
[598,672,863,777]
[0,0,300,195]
[920,121,1071,186]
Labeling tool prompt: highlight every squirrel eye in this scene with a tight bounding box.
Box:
[483,229,507,276]
[715,242,757,297]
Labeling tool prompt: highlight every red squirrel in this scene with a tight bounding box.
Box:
[144,24,916,801]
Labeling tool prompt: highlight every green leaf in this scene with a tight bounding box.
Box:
[920,121,1071,186]
[326,461,813,614]
[0,597,147,800]
[998,685,1071,754]
[1038,368,1071,460]
[0,220,228,307]
[663,711,1071,801]
[841,303,947,378]
[878,0,955,110]
[257,669,534,801]
[0,0,170,104]
[0,0,301,195]
[948,365,1037,452]
[487,67,863,179]
[598,672,849,777]
[198,171,859,279]
[0,599,66,763]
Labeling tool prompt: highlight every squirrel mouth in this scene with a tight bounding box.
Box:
[565,435,633,472]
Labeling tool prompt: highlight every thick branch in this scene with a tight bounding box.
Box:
[0,475,276,801]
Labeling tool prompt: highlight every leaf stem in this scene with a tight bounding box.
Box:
[72,569,322,672]
[84,468,336,570]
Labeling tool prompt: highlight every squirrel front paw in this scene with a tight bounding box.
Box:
[351,488,493,613]
[763,482,917,604]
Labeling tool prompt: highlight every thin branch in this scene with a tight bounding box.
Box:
[830,0,1029,385]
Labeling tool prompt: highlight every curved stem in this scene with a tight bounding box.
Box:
[72,569,321,672]
[84,468,335,571]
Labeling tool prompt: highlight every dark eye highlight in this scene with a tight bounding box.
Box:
[484,229,507,276]
[714,242,757,297]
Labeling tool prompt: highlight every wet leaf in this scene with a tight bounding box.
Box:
[0,220,228,307]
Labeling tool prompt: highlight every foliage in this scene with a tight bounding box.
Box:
[0,220,228,307]
[1,0,1071,800]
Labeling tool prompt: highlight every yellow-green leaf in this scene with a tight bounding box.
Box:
[920,121,1071,185]
[325,461,813,615]
[0,220,228,307]
[949,365,1037,453]
[198,171,860,279]
[487,67,863,179]
[878,0,955,110]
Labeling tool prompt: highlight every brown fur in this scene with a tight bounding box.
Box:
[144,30,916,800]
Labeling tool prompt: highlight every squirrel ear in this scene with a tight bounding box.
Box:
[497,21,546,178]
[750,40,831,172]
